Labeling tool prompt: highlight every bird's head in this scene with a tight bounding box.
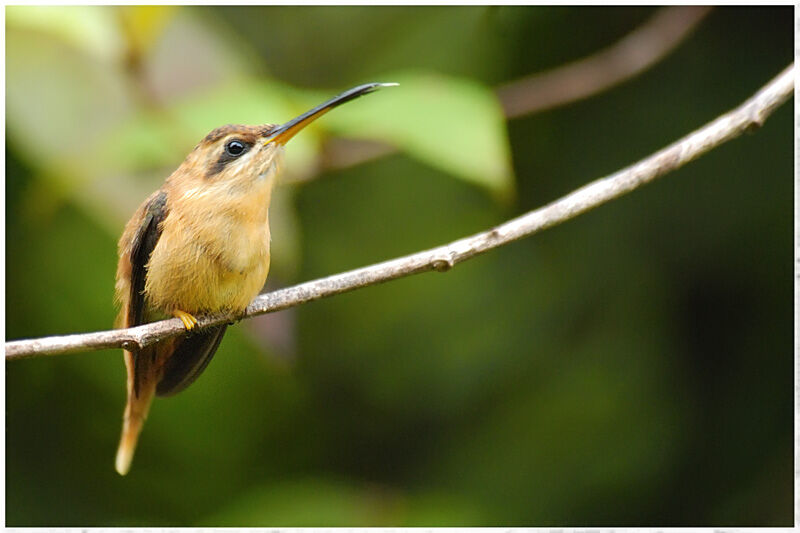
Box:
[167,82,396,199]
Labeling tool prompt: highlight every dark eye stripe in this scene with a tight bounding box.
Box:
[206,138,252,178]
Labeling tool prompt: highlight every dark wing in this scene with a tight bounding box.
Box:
[127,189,229,398]
[128,191,169,395]
[156,324,228,397]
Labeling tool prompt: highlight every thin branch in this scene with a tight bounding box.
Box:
[321,6,712,173]
[497,6,713,118]
[5,63,794,361]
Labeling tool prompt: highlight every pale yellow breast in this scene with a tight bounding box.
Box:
[145,185,273,314]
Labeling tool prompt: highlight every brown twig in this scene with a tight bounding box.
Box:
[497,6,713,118]
[6,63,794,361]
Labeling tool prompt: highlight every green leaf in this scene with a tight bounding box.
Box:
[297,72,516,201]
[6,23,134,167]
[6,6,124,62]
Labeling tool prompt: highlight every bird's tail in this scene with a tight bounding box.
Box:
[115,348,156,476]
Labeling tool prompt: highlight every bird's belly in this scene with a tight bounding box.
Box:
[145,222,270,314]
[210,259,270,310]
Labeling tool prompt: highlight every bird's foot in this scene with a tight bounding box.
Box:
[173,309,198,331]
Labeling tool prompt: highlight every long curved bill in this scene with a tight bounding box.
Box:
[264,82,397,146]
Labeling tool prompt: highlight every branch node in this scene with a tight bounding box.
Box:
[744,100,772,133]
[431,254,455,272]
[121,340,140,352]
[744,115,764,134]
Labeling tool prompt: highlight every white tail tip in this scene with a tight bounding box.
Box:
[115,445,133,476]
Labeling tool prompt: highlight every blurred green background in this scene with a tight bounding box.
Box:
[5,6,793,526]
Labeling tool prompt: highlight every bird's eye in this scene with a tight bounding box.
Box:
[225,139,246,157]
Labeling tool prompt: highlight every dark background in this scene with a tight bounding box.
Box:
[6,6,793,526]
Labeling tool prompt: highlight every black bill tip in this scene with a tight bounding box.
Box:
[265,82,398,146]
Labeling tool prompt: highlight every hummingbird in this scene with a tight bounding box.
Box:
[113,82,395,475]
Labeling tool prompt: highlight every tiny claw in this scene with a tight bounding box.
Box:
[173,310,198,331]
